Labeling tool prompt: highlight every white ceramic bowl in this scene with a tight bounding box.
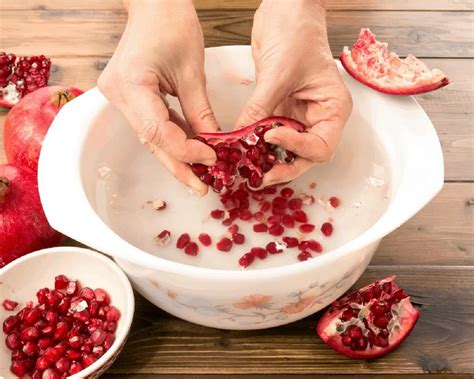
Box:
[38,46,443,330]
[0,247,134,378]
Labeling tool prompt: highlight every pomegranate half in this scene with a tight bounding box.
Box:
[340,28,449,95]
[316,276,419,359]
[191,117,306,192]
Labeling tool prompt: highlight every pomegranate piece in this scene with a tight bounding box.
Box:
[321,222,334,237]
[176,233,191,249]
[340,28,449,95]
[198,233,212,246]
[2,299,19,311]
[316,276,420,359]
[216,237,233,252]
[191,117,306,191]
[0,52,52,108]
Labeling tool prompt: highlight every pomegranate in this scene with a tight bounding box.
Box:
[0,52,52,108]
[0,164,63,267]
[191,117,306,191]
[2,275,120,378]
[4,85,84,172]
[340,28,449,95]
[317,276,419,359]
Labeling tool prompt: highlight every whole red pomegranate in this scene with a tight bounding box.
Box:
[4,85,83,172]
[0,164,63,267]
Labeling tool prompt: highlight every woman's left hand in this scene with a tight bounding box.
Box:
[236,0,352,187]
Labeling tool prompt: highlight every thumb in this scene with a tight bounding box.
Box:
[178,77,220,134]
[235,75,289,128]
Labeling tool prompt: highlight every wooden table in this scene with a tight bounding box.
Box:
[1,1,473,377]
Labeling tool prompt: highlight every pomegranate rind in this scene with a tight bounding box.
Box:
[316,276,420,359]
[340,28,449,95]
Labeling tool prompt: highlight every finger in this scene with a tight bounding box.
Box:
[235,74,289,128]
[122,85,217,165]
[264,120,343,163]
[153,148,209,197]
[261,158,314,187]
[178,74,220,134]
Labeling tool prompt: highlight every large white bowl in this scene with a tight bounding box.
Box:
[38,46,443,330]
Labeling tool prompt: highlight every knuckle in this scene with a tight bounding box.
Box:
[138,119,163,147]
[246,101,270,122]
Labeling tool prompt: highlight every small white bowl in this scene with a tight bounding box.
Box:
[0,247,134,378]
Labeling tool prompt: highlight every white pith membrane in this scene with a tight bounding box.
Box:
[341,28,448,92]
[0,82,21,105]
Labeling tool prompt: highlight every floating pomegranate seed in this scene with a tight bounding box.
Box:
[282,236,299,248]
[266,242,284,254]
[253,223,268,233]
[184,242,199,256]
[232,233,245,244]
[268,214,281,224]
[272,196,288,210]
[198,233,212,246]
[329,196,341,208]
[210,209,225,219]
[268,223,285,236]
[321,222,334,236]
[299,223,315,233]
[309,182,317,189]
[239,252,255,268]
[260,201,271,212]
[228,224,239,234]
[300,193,315,205]
[176,233,191,249]
[288,197,303,210]
[93,288,110,305]
[297,251,313,261]
[307,239,323,253]
[280,187,294,198]
[253,211,266,223]
[282,214,295,228]
[239,209,253,221]
[292,210,308,223]
[250,247,268,259]
[154,229,171,246]
[3,299,19,311]
[216,237,233,252]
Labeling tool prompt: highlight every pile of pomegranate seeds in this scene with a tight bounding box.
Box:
[2,275,120,378]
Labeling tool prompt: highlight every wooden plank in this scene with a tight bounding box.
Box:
[0,10,473,58]
[1,58,471,180]
[1,0,472,11]
[102,375,474,379]
[104,266,474,375]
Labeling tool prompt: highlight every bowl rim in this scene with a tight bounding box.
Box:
[0,246,135,378]
[38,45,444,282]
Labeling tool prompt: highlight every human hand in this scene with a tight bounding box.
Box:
[236,0,352,187]
[98,0,218,196]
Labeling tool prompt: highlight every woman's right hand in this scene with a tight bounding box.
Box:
[98,0,218,196]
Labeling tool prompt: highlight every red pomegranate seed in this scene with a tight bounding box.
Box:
[184,242,199,256]
[260,201,271,212]
[36,355,51,370]
[69,361,83,375]
[2,299,19,311]
[24,307,42,325]
[53,321,69,340]
[232,233,245,244]
[38,337,53,350]
[253,223,268,233]
[10,360,31,377]
[54,275,69,291]
[263,186,277,194]
[90,328,107,346]
[282,214,295,228]
[82,353,98,367]
[87,318,103,334]
[22,340,38,356]
[210,209,225,219]
[93,288,110,305]
[309,182,317,189]
[267,214,281,224]
[3,315,19,333]
[55,357,70,373]
[106,306,121,322]
[6,333,21,350]
[80,287,95,301]
[329,196,341,208]
[250,247,268,259]
[253,211,266,223]
[68,335,84,349]
[44,310,58,323]
[268,223,285,236]
[282,236,299,248]
[43,346,62,363]
[297,251,313,261]
[299,223,315,233]
[72,309,90,324]
[104,321,117,333]
[216,237,233,252]
[198,233,212,246]
[66,349,82,360]
[176,233,191,249]
[308,239,323,253]
[20,326,40,341]
[272,196,288,210]
[293,210,308,223]
[239,252,255,268]
[103,333,115,350]
[266,242,283,254]
[92,345,105,358]
[280,187,294,198]
[45,291,62,309]
[239,209,253,221]
[288,198,303,210]
[36,288,49,304]
[321,222,334,236]
[57,298,70,315]
[228,224,239,234]
[65,281,78,296]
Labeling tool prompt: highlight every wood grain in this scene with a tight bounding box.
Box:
[103,266,474,375]
[1,58,471,180]
[1,10,473,58]
[1,0,472,11]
